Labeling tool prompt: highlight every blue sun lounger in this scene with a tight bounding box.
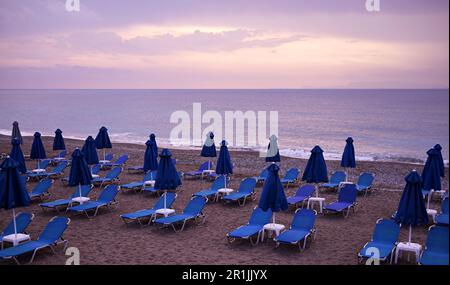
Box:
[193,176,226,201]
[61,164,100,185]
[1,213,35,248]
[154,196,207,232]
[0,216,70,265]
[287,184,315,209]
[67,185,120,218]
[121,192,177,226]
[49,150,67,165]
[419,226,449,265]
[29,178,54,201]
[92,167,122,187]
[184,162,210,179]
[254,169,269,184]
[324,183,358,217]
[280,168,300,188]
[101,154,129,169]
[121,171,157,193]
[26,160,50,174]
[39,185,93,212]
[274,209,317,250]
[320,171,347,191]
[435,197,449,226]
[227,207,273,245]
[356,172,375,196]
[358,219,400,264]
[223,178,257,206]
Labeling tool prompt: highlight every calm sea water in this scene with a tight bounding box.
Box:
[0,89,448,163]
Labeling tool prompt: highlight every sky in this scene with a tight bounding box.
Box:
[0,0,448,89]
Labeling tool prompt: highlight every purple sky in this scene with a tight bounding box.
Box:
[0,0,448,88]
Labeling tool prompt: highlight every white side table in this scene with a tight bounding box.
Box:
[155,208,175,217]
[201,169,215,179]
[261,223,285,242]
[307,197,326,213]
[144,180,155,187]
[427,209,438,223]
[91,174,100,179]
[99,160,110,164]
[53,157,65,162]
[2,233,31,246]
[395,242,422,264]
[32,168,46,173]
[216,188,234,201]
[71,197,90,205]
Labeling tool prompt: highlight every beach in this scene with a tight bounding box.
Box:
[0,134,448,265]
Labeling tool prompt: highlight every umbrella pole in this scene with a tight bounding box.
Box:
[12,208,17,238]
[408,225,412,243]
[315,183,319,198]
[164,190,167,209]
[272,213,276,224]
[427,191,431,209]
[103,149,106,161]
[79,183,82,198]
[37,159,40,170]
[345,168,348,182]
[224,175,227,189]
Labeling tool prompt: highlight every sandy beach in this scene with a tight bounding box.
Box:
[0,134,448,265]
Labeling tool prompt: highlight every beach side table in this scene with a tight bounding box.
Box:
[99,160,110,164]
[155,208,175,218]
[426,209,438,223]
[395,242,422,264]
[202,169,215,179]
[144,180,155,187]
[71,197,90,205]
[53,157,65,162]
[2,233,31,247]
[216,188,234,202]
[91,174,100,179]
[261,223,285,242]
[307,197,326,213]
[32,168,46,173]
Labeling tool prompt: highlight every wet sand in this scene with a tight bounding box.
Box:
[0,135,448,265]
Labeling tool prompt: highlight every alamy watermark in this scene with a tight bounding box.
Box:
[169,103,278,157]
[365,0,381,12]
[66,0,80,12]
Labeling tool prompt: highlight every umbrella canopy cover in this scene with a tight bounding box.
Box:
[216,140,233,175]
[30,132,47,160]
[341,137,356,168]
[422,148,442,191]
[10,138,27,174]
[11,121,22,145]
[0,157,30,210]
[95,126,112,149]
[265,135,280,163]
[144,137,158,173]
[53,129,66,150]
[68,149,92,186]
[201,132,217,158]
[154,149,181,190]
[302,145,328,183]
[433,144,445,178]
[258,163,288,212]
[81,136,99,165]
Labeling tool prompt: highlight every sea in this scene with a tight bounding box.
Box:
[0,89,448,164]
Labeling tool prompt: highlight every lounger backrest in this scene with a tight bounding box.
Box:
[106,167,122,179]
[372,219,400,244]
[52,161,68,174]
[357,172,374,187]
[1,212,33,236]
[425,226,449,253]
[59,150,67,158]
[105,153,114,161]
[70,185,93,198]
[296,184,315,197]
[143,171,157,181]
[291,209,316,231]
[441,198,449,214]
[38,160,50,169]
[259,169,269,178]
[338,184,357,204]
[249,207,273,226]
[198,162,210,171]
[91,164,101,174]
[97,185,119,203]
[114,155,129,165]
[37,216,70,243]
[238,178,257,194]
[284,168,299,181]
[153,192,177,210]
[330,171,347,184]
[184,196,207,216]
[32,178,53,195]
[211,176,226,190]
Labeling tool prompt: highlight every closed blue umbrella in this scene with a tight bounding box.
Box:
[81,136,99,166]
[394,170,428,243]
[302,145,328,197]
[433,144,445,178]
[53,129,66,150]
[11,121,22,145]
[216,140,233,189]
[0,156,31,238]
[201,132,217,170]
[422,148,441,192]
[155,149,181,208]
[10,138,27,174]
[258,163,288,223]
[144,135,158,179]
[95,126,112,161]
[341,137,356,181]
[68,149,92,198]
[265,135,280,163]
[30,132,46,170]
